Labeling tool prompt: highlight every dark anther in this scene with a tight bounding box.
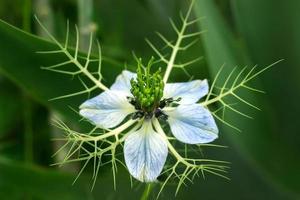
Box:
[154,109,168,120]
[132,111,144,120]
[127,96,141,110]
[159,101,166,109]
[145,112,154,119]
[127,97,136,105]
[159,97,182,108]
[174,97,182,102]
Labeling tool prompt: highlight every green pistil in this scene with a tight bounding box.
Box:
[130,58,164,113]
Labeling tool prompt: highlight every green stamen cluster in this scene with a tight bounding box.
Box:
[130,58,164,113]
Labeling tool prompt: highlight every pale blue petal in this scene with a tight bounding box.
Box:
[124,120,168,182]
[110,70,137,95]
[164,79,209,104]
[165,104,218,144]
[79,90,135,129]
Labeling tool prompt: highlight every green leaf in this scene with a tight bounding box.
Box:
[0,78,22,137]
[0,156,142,200]
[0,19,122,122]
[195,0,300,197]
[231,0,300,195]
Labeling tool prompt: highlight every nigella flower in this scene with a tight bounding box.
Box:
[79,61,218,182]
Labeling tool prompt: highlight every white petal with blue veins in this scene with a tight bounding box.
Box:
[165,104,218,144]
[164,79,209,104]
[124,120,168,182]
[110,70,137,95]
[79,90,135,129]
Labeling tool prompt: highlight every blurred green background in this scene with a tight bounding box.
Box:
[0,0,299,199]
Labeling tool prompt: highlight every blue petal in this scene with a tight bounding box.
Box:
[110,70,137,95]
[165,104,218,144]
[79,90,134,129]
[164,79,209,104]
[124,120,168,182]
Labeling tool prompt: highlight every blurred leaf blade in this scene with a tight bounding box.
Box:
[231,0,300,195]
[0,79,22,136]
[0,156,143,200]
[0,0,298,199]
[195,0,299,198]
[0,19,122,121]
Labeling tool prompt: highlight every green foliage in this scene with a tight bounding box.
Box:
[0,156,143,200]
[0,80,22,136]
[0,19,121,122]
[232,0,300,194]
[195,0,300,198]
[0,0,299,199]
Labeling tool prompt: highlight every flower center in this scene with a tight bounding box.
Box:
[129,58,166,119]
[130,58,164,112]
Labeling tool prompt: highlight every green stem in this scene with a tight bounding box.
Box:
[22,0,32,32]
[140,183,154,200]
[35,16,109,91]
[78,119,136,142]
[77,0,94,52]
[34,0,54,39]
[162,0,194,83]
